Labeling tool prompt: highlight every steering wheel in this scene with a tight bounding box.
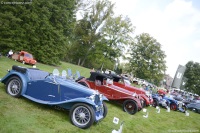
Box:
[45,73,53,79]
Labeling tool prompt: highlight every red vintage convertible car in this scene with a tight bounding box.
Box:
[77,72,142,115]
[108,74,153,107]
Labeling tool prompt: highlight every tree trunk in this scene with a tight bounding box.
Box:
[78,58,81,66]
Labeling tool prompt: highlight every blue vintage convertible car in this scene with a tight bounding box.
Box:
[152,94,187,113]
[0,65,108,129]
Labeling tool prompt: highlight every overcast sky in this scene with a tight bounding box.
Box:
[111,0,200,77]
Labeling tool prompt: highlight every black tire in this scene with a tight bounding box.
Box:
[102,102,108,118]
[123,100,138,115]
[152,99,159,107]
[6,76,22,98]
[69,103,95,129]
[182,105,187,113]
[170,103,178,111]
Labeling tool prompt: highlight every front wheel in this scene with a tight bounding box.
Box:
[6,76,22,98]
[182,105,187,112]
[123,100,138,115]
[69,103,95,129]
[102,102,108,118]
[152,99,159,107]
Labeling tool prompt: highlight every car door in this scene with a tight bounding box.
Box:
[26,80,60,102]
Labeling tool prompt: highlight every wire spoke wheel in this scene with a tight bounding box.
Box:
[6,76,22,97]
[123,100,138,115]
[70,103,95,129]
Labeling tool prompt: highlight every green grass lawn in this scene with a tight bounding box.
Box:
[0,57,200,133]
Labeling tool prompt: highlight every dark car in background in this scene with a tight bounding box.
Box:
[187,103,200,114]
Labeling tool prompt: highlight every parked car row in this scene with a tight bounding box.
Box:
[0,66,199,129]
[152,94,187,113]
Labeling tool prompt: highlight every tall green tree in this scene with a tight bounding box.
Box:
[128,33,167,85]
[0,0,76,65]
[100,15,135,65]
[184,61,200,95]
[67,0,115,67]
[68,0,135,71]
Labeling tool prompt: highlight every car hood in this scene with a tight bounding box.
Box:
[107,84,136,96]
[124,84,145,94]
[55,77,97,95]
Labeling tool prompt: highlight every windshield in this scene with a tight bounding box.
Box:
[106,78,113,85]
[124,79,131,85]
[25,53,33,58]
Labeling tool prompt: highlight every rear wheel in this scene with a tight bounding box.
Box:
[6,76,22,98]
[182,105,187,112]
[170,103,177,111]
[70,103,95,129]
[123,100,138,115]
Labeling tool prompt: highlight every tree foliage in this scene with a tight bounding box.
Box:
[128,33,167,85]
[101,15,135,61]
[184,61,200,95]
[0,0,76,65]
[68,0,115,67]
[67,0,135,71]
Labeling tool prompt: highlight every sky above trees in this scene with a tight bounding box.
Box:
[111,0,200,77]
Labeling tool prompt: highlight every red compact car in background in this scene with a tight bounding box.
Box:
[77,72,142,115]
[12,51,37,65]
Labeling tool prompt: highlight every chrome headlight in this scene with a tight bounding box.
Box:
[87,91,102,104]
[145,91,151,97]
[87,95,95,102]
[132,92,137,97]
[99,94,103,101]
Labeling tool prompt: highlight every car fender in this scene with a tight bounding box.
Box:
[102,96,108,101]
[46,97,100,110]
[140,94,149,103]
[165,97,177,105]
[1,71,28,95]
[152,94,160,101]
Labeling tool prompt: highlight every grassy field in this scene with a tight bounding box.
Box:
[0,57,200,133]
